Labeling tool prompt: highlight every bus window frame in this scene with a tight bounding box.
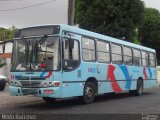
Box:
[96,40,111,63]
[141,50,149,67]
[81,36,96,62]
[111,43,123,65]
[123,45,133,66]
[62,37,81,72]
[133,48,142,66]
[149,52,156,68]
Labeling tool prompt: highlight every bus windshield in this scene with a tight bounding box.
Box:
[11,36,60,71]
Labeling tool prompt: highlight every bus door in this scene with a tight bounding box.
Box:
[61,32,82,97]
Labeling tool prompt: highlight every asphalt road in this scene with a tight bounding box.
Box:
[0,84,160,114]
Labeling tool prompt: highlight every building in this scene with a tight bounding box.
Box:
[0,40,13,80]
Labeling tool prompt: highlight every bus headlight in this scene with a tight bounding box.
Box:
[10,80,15,86]
[39,81,48,88]
[53,81,60,87]
[10,80,22,87]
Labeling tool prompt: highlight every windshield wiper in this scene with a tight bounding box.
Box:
[20,35,48,71]
[38,35,48,44]
[21,36,29,65]
[22,36,28,46]
[33,35,48,62]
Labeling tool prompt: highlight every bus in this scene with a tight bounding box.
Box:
[9,24,157,104]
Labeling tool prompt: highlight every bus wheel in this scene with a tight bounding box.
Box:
[130,80,143,96]
[0,79,6,91]
[81,81,96,104]
[136,80,143,96]
[42,97,56,103]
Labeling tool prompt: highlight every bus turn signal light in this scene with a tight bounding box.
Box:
[53,81,60,87]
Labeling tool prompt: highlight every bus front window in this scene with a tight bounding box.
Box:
[11,36,60,71]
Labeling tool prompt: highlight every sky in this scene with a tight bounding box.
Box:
[0,0,68,28]
[0,0,159,28]
[143,0,160,11]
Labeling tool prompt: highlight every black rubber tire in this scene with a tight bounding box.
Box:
[130,80,143,96]
[80,81,96,104]
[42,97,56,103]
[0,79,6,91]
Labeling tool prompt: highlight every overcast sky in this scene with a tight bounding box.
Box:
[0,0,68,28]
[0,0,159,28]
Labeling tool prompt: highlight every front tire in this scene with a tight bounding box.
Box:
[80,81,96,104]
[0,79,6,91]
[42,97,56,103]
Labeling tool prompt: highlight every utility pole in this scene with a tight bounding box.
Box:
[68,0,75,26]
[3,31,6,41]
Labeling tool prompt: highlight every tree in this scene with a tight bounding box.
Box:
[75,0,144,42]
[0,26,17,41]
[139,8,160,63]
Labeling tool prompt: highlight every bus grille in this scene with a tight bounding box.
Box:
[21,88,38,95]
[20,81,41,88]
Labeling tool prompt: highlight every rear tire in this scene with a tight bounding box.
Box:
[130,79,143,96]
[42,97,56,103]
[0,79,6,91]
[80,81,96,104]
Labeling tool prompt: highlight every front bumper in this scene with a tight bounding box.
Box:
[8,85,61,98]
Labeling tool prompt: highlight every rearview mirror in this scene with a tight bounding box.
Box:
[65,39,74,49]
[69,39,74,49]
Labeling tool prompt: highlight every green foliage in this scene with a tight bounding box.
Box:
[0,59,6,68]
[133,28,141,45]
[0,26,17,41]
[139,8,160,63]
[75,0,144,42]
[0,63,6,68]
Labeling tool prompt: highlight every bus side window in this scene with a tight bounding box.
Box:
[97,40,110,63]
[149,53,156,67]
[123,46,132,65]
[133,49,141,66]
[63,38,80,70]
[142,51,149,66]
[111,43,122,64]
[82,37,96,61]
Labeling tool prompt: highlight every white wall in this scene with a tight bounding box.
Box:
[5,42,13,53]
[0,42,12,80]
[0,58,11,79]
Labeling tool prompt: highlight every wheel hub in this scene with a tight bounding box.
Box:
[139,85,143,94]
[85,87,93,98]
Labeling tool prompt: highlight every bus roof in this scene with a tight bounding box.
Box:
[20,24,155,53]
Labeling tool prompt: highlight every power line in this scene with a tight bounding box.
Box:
[0,0,22,2]
[0,0,56,12]
[0,0,22,7]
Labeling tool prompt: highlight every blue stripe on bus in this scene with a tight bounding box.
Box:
[119,65,131,89]
[40,71,47,78]
[147,67,152,78]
